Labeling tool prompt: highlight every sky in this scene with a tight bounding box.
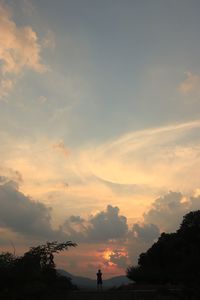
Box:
[1,0,200,279]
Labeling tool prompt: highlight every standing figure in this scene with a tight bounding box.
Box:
[96,269,103,289]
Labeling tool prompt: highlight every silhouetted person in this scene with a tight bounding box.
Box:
[96,269,103,289]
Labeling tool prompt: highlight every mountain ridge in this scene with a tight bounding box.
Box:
[58,269,131,288]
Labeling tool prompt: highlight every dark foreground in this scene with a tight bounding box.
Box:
[1,288,199,300]
[66,289,197,300]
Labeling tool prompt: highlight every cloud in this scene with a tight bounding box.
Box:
[0,79,15,99]
[179,72,200,95]
[1,119,200,226]
[126,222,160,265]
[0,167,23,185]
[126,191,200,265]
[78,119,200,193]
[61,205,128,243]
[109,249,128,268]
[0,3,48,99]
[144,191,200,233]
[1,171,200,273]
[126,191,200,264]
[0,179,63,239]
[88,205,128,242]
[69,215,85,223]
[54,191,200,275]
[131,223,160,243]
[60,205,161,267]
[0,3,46,74]
[61,215,87,242]
[52,140,70,157]
[42,30,55,49]
[94,176,143,196]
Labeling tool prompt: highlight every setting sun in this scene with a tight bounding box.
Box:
[103,249,113,261]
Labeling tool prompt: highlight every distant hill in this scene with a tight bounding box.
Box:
[58,269,131,289]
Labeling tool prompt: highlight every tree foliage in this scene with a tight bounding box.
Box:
[127,210,200,285]
[0,241,77,299]
[23,241,77,271]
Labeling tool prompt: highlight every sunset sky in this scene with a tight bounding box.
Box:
[1,0,200,279]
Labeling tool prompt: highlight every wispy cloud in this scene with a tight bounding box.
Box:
[178,72,200,97]
[42,30,55,49]
[77,119,200,191]
[0,3,48,99]
[0,79,15,99]
[1,119,200,223]
[52,140,70,157]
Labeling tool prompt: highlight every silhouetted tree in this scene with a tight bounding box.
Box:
[19,241,77,282]
[127,210,200,285]
[0,241,77,299]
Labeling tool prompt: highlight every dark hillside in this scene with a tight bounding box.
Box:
[58,269,131,289]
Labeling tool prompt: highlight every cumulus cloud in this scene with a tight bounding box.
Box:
[0,179,63,239]
[144,191,185,232]
[45,192,200,268]
[88,205,128,241]
[0,3,48,98]
[61,215,87,242]
[0,167,23,185]
[144,191,200,233]
[69,215,85,223]
[127,191,200,264]
[1,172,200,271]
[61,205,128,243]
[109,249,128,268]
[131,223,160,243]
[61,205,160,267]
[126,222,160,265]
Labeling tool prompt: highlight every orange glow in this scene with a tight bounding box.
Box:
[103,248,113,260]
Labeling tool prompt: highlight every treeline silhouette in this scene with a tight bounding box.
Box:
[127,210,200,286]
[0,241,77,299]
[2,211,200,299]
